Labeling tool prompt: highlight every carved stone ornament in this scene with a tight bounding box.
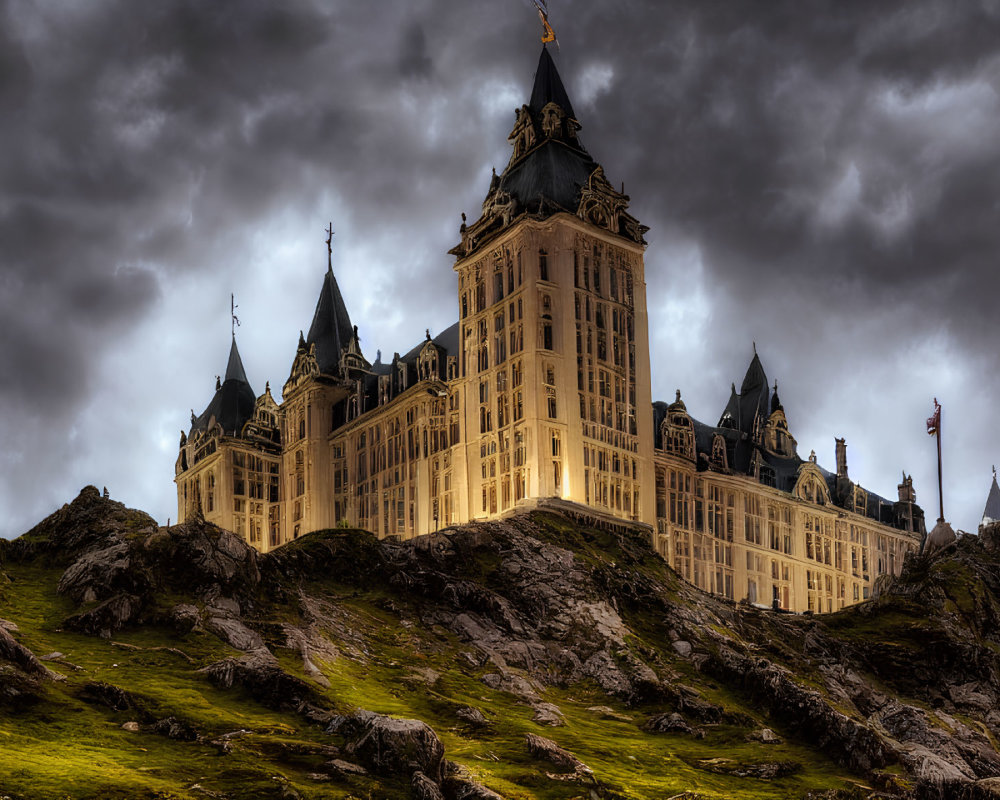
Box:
[284,342,319,396]
[507,105,537,161]
[340,325,371,377]
[577,166,628,232]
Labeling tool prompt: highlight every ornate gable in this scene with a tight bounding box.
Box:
[794,463,831,505]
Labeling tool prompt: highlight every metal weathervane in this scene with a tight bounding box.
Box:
[231,294,240,339]
[325,222,334,269]
[531,0,557,47]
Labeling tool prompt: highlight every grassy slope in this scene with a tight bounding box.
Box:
[0,512,888,800]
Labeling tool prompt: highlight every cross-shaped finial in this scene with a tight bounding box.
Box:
[325,222,335,268]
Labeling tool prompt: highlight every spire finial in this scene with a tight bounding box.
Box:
[753,340,757,355]
[532,1,557,46]
[231,294,240,339]
[325,222,334,271]
[675,389,681,402]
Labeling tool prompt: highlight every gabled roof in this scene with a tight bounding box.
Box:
[191,338,256,436]
[306,265,355,375]
[984,474,1000,524]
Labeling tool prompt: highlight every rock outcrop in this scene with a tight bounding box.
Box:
[6,488,1000,799]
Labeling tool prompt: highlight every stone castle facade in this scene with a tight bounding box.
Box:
[175,48,926,614]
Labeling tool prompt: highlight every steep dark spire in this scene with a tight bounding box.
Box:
[306,265,355,375]
[191,338,256,436]
[984,471,1000,524]
[529,46,576,120]
[718,352,771,436]
[224,336,249,385]
[740,352,767,396]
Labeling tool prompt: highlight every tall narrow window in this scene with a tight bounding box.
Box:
[539,249,549,281]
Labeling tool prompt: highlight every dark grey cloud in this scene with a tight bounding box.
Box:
[2,0,998,536]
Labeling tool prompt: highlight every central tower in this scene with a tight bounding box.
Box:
[449,47,654,525]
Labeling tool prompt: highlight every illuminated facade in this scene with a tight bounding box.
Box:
[175,47,924,612]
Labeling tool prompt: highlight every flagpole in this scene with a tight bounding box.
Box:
[936,403,944,522]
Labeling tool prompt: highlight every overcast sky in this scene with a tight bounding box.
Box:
[3,0,999,538]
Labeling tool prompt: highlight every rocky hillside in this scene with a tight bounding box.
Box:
[2,487,1000,800]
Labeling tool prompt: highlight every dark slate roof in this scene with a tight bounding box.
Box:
[400,322,460,363]
[306,265,354,375]
[500,141,598,215]
[529,46,576,119]
[984,475,1000,522]
[192,338,256,436]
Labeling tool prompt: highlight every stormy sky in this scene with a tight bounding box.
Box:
[2,0,999,538]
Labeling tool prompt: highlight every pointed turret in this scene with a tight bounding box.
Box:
[451,46,646,259]
[191,338,256,436]
[738,351,770,436]
[528,46,576,121]
[224,336,250,385]
[719,383,739,429]
[306,264,355,375]
[718,351,771,436]
[983,471,1000,527]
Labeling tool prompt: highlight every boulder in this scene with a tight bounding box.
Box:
[412,771,446,800]
[646,712,703,738]
[747,728,782,744]
[345,710,445,782]
[531,702,564,727]
[455,706,489,727]
[150,716,198,741]
[524,733,587,772]
[325,759,368,776]
[200,650,322,713]
[78,681,140,712]
[64,593,144,637]
[0,626,56,679]
[441,778,507,800]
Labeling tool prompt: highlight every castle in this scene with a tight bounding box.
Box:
[175,47,926,614]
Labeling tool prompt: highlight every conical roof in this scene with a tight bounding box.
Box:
[529,46,576,120]
[224,336,249,384]
[306,265,355,375]
[741,352,767,396]
[191,338,256,436]
[983,474,1000,525]
[738,352,770,434]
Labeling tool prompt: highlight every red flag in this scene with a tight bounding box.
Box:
[926,398,941,436]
